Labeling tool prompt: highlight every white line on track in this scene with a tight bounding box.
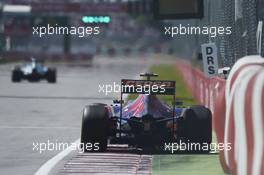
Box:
[34,67,149,175]
[35,139,80,175]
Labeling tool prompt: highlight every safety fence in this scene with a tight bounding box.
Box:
[175,56,264,175]
[197,0,262,67]
[175,60,226,117]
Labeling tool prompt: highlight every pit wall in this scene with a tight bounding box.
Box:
[175,56,264,175]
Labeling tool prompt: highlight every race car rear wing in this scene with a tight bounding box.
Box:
[121,79,176,95]
[118,74,177,137]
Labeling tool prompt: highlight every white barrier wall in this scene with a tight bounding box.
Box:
[223,56,264,175]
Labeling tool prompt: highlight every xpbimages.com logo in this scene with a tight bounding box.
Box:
[32,24,100,38]
[164,141,232,153]
[98,82,166,96]
[32,140,100,154]
[164,24,232,38]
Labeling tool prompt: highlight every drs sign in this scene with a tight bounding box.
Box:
[201,43,219,77]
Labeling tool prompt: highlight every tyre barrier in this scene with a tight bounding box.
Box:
[175,56,264,175]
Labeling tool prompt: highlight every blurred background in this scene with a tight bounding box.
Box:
[0,1,263,175]
[0,0,263,67]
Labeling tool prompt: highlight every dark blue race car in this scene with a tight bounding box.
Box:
[81,73,212,153]
[12,58,56,83]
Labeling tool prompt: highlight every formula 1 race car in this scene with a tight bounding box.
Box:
[81,73,212,153]
[12,58,56,83]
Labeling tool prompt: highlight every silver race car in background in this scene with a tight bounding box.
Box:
[12,58,57,83]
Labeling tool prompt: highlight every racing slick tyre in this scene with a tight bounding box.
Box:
[46,68,56,83]
[81,104,109,152]
[183,105,212,152]
[12,69,22,82]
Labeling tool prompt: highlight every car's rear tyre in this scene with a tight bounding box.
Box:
[81,104,108,152]
[183,105,212,151]
[12,69,22,82]
[46,68,56,83]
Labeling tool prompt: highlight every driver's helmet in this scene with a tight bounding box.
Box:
[31,57,37,63]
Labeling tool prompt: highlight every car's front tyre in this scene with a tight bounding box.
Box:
[46,68,56,83]
[12,69,22,82]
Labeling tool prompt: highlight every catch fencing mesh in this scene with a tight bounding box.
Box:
[199,0,261,67]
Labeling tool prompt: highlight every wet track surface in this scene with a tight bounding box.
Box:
[0,57,149,175]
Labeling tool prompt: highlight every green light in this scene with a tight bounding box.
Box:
[94,17,99,23]
[87,17,94,23]
[104,16,111,23]
[99,16,105,23]
[82,16,89,23]
[82,16,111,24]
[82,16,94,23]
